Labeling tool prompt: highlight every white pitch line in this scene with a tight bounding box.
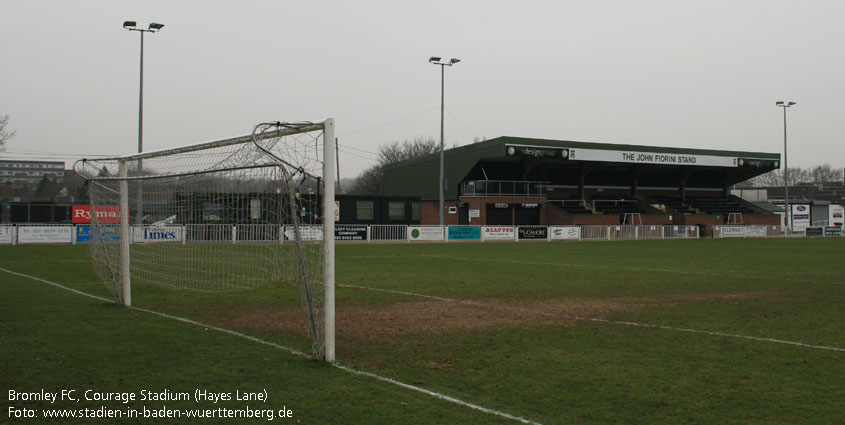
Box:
[417,254,845,286]
[0,267,546,425]
[338,282,845,353]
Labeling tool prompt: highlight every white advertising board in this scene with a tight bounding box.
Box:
[132,226,184,243]
[408,226,444,241]
[549,226,581,240]
[0,226,14,244]
[17,226,73,244]
[284,225,323,241]
[829,205,844,227]
[791,204,811,232]
[482,226,515,240]
[721,226,766,238]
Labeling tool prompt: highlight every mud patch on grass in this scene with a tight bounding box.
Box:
[203,291,763,339]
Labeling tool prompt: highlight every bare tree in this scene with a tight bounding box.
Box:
[349,136,438,195]
[809,164,842,187]
[0,115,16,151]
[742,166,817,188]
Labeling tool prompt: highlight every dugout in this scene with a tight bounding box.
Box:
[381,137,781,230]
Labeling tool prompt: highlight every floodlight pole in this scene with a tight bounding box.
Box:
[124,21,164,224]
[776,101,796,237]
[429,57,460,226]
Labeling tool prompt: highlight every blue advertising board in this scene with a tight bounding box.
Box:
[76,225,121,243]
[448,226,481,240]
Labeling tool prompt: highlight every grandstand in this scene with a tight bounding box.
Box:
[381,137,781,234]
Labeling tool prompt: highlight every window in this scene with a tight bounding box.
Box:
[411,202,421,221]
[388,202,405,221]
[356,201,374,220]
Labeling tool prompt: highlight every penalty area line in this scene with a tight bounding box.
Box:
[0,267,546,425]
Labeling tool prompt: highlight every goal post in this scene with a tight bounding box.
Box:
[75,119,336,362]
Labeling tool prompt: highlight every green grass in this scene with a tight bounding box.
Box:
[2,239,843,424]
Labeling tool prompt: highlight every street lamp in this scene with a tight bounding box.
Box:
[429,56,460,226]
[776,100,796,237]
[124,21,164,224]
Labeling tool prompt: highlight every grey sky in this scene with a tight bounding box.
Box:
[1,1,842,177]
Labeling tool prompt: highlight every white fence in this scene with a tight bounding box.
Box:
[1,223,841,246]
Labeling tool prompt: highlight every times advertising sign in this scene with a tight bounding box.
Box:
[72,205,122,224]
[132,226,184,243]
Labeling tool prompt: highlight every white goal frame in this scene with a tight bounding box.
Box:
[90,119,336,362]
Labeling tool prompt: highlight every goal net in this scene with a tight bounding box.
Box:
[73,120,336,360]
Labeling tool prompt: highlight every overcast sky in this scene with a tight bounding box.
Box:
[1,1,842,177]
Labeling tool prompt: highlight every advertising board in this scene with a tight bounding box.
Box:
[518,226,547,240]
[482,226,515,241]
[549,226,581,240]
[448,226,481,240]
[791,204,810,232]
[0,226,13,244]
[408,226,444,241]
[824,226,842,237]
[283,225,323,241]
[76,224,121,243]
[335,224,367,241]
[17,226,73,244]
[72,205,122,224]
[132,226,184,243]
[829,205,844,227]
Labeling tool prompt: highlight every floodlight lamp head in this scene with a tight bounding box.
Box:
[776,101,784,106]
[123,21,137,29]
[149,22,165,31]
[450,58,461,64]
[429,56,441,63]
[788,101,796,106]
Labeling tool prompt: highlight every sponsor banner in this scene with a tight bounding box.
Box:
[133,226,184,243]
[805,227,824,237]
[791,204,810,232]
[549,226,581,240]
[17,226,73,244]
[448,226,481,240]
[76,224,121,243]
[284,225,323,241]
[409,226,445,241]
[829,205,844,227]
[0,226,13,244]
[518,226,548,240]
[72,205,123,224]
[825,226,842,237]
[505,144,569,160]
[721,226,766,238]
[335,224,367,241]
[568,147,738,168]
[482,226,515,240]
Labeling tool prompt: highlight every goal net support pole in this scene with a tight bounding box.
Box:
[119,159,131,307]
[322,118,336,363]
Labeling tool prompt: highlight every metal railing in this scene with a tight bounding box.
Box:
[5,223,844,245]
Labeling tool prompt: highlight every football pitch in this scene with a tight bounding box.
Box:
[2,238,843,424]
